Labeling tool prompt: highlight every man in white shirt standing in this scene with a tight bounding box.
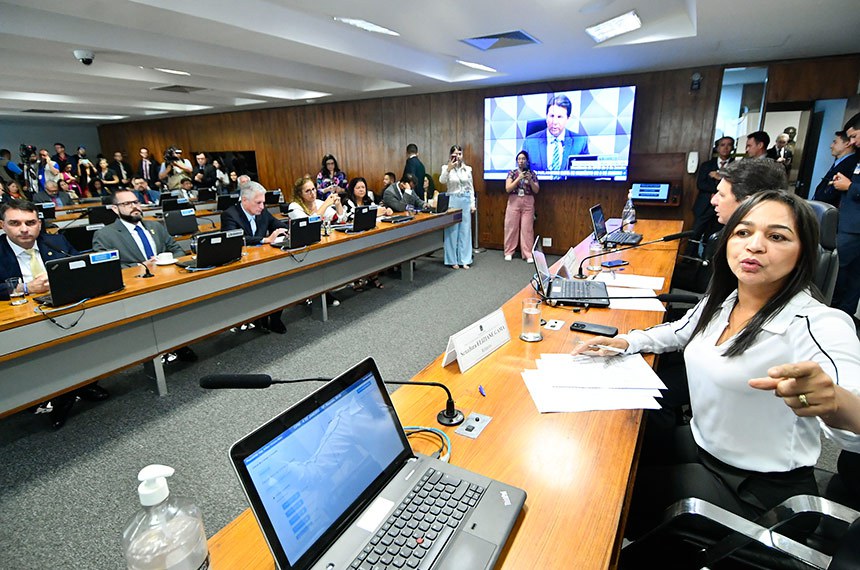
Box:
[158,146,193,190]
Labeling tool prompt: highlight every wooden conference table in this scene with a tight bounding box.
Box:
[0,210,460,417]
[208,218,684,569]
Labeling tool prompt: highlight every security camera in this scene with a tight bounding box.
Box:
[73,49,94,65]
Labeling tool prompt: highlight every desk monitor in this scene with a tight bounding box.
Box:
[59,224,105,252]
[161,197,191,212]
[631,182,671,203]
[264,190,282,205]
[217,194,240,211]
[435,192,450,213]
[351,206,376,233]
[178,229,243,270]
[164,208,200,236]
[196,187,216,201]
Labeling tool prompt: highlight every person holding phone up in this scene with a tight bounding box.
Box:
[439,145,475,269]
[503,150,540,263]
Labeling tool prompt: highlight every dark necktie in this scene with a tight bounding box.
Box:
[133,224,155,259]
[144,161,150,179]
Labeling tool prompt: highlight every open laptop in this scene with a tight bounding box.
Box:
[59,223,105,252]
[88,205,117,225]
[35,202,57,221]
[532,236,610,307]
[35,250,124,307]
[589,204,641,246]
[434,192,450,213]
[230,357,526,570]
[163,208,200,236]
[271,218,323,249]
[265,190,282,205]
[160,197,192,212]
[334,206,377,234]
[176,229,244,270]
[217,194,240,211]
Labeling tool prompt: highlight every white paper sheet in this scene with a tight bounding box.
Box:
[593,272,665,291]
[606,286,666,312]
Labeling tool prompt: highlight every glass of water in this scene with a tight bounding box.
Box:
[6,277,28,305]
[520,298,542,342]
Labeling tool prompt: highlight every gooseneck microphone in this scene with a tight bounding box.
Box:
[574,230,694,279]
[199,374,465,427]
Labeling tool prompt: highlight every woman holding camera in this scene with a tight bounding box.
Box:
[439,145,475,269]
[503,150,539,262]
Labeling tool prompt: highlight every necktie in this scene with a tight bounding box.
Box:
[719,160,726,169]
[133,224,156,259]
[551,138,562,171]
[144,161,150,179]
[27,249,46,278]
[249,215,257,235]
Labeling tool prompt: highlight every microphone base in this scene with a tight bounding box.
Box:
[437,409,465,427]
[573,272,588,280]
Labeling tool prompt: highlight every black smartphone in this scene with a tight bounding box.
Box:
[570,321,619,336]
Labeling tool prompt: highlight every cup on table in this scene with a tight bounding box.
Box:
[520,298,542,342]
[156,252,174,264]
[5,277,28,306]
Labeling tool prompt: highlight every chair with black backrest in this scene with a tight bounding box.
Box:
[807,200,839,305]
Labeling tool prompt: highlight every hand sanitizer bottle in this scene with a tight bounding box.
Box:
[122,465,210,570]
[621,190,637,230]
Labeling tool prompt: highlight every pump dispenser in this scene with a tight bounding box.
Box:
[122,464,210,570]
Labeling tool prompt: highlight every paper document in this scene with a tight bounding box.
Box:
[606,286,666,312]
[594,272,664,291]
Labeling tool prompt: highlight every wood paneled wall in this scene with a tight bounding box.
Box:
[99,54,860,255]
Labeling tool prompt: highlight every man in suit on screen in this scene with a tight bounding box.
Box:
[521,94,589,174]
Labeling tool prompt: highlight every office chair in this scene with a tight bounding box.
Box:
[807,200,839,305]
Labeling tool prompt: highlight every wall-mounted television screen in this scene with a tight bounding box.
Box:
[484,86,636,182]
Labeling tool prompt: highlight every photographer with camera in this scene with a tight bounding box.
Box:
[158,146,193,190]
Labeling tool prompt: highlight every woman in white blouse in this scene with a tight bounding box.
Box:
[286,176,344,222]
[344,177,393,220]
[573,190,860,538]
[439,145,475,269]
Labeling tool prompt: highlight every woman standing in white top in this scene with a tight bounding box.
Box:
[287,176,344,222]
[439,145,475,269]
[573,190,860,539]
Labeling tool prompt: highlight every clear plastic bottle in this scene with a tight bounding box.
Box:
[621,190,637,230]
[122,465,210,570]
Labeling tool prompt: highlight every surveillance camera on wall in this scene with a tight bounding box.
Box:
[73,49,94,65]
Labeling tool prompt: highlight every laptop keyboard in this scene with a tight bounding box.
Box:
[350,468,485,570]
[554,279,592,298]
[605,229,642,245]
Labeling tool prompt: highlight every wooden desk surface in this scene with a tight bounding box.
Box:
[207,218,683,570]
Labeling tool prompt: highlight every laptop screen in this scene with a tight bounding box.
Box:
[589,204,608,242]
[236,360,410,567]
[530,236,552,295]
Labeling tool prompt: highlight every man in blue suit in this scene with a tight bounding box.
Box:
[831,114,860,323]
[0,199,110,428]
[521,94,589,175]
[812,130,858,207]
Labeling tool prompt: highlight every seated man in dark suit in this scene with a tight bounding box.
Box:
[221,182,288,333]
[32,180,75,207]
[0,199,110,428]
[521,93,589,174]
[812,130,859,207]
[382,173,425,212]
[131,177,160,206]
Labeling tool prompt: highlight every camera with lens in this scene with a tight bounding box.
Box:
[19,144,37,161]
[163,146,180,163]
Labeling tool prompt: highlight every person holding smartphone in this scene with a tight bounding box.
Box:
[503,150,540,262]
[439,145,475,269]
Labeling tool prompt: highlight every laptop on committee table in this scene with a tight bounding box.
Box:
[217,194,240,211]
[160,197,192,212]
[34,250,124,307]
[531,236,610,308]
[163,208,200,236]
[434,192,450,213]
[88,205,118,225]
[271,218,323,250]
[589,204,642,246]
[265,190,282,205]
[230,357,526,570]
[334,206,377,234]
[176,229,244,270]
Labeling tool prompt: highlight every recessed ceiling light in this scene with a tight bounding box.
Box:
[333,17,399,36]
[586,10,642,43]
[456,60,497,73]
[153,67,191,76]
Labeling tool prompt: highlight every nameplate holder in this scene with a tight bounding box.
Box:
[442,309,510,373]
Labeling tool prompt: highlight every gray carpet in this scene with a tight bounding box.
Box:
[0,250,539,569]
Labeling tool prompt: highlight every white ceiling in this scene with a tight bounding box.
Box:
[0,0,855,124]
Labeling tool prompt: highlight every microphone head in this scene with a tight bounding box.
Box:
[199,374,273,389]
[662,230,695,242]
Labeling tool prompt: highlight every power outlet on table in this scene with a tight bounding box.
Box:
[542,237,552,247]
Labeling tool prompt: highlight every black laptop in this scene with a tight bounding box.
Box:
[335,206,377,234]
[589,204,641,246]
[88,206,117,225]
[532,236,610,307]
[217,194,240,211]
[196,187,217,201]
[35,250,124,307]
[160,197,192,212]
[271,218,323,249]
[163,208,200,236]
[176,229,244,270]
[59,223,105,252]
[265,190,282,205]
[35,202,56,221]
[230,357,526,570]
[434,192,450,213]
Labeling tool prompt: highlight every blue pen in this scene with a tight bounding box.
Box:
[478,385,486,397]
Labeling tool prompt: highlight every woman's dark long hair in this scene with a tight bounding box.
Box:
[346,177,371,206]
[691,190,820,356]
[320,154,340,175]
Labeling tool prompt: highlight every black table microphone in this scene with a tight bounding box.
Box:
[575,230,695,279]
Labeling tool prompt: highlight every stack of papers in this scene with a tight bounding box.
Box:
[592,272,666,312]
[522,353,666,413]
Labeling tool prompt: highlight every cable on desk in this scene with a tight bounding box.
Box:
[403,426,451,463]
[33,299,88,329]
[282,245,311,263]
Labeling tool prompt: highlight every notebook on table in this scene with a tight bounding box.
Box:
[531,236,610,308]
[589,204,641,246]
[35,250,124,307]
[230,357,526,570]
[176,229,243,270]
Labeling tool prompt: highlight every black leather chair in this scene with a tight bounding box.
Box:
[807,200,839,305]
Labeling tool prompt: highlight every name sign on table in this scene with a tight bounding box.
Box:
[442,309,510,373]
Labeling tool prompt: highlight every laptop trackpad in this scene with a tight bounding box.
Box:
[434,532,496,570]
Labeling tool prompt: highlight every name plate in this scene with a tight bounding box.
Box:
[442,309,510,373]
